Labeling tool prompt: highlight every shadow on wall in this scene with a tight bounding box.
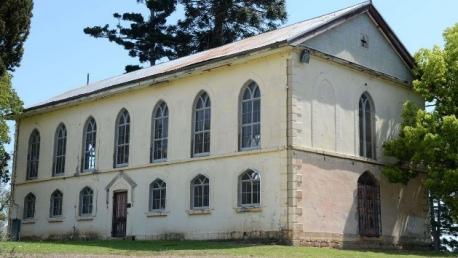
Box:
[310,73,402,159]
[341,171,429,249]
[376,117,400,162]
[296,148,429,249]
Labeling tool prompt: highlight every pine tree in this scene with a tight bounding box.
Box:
[0,0,33,75]
[430,195,458,252]
[175,0,287,56]
[84,0,287,72]
[0,0,30,187]
[84,0,177,72]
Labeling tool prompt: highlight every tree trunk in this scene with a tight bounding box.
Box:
[429,193,441,251]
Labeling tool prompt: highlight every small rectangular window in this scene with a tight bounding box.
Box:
[360,33,369,48]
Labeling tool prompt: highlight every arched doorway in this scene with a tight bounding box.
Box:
[357,171,381,237]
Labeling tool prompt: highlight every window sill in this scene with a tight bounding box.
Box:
[26,177,37,181]
[187,209,211,215]
[48,217,64,223]
[80,169,98,174]
[76,215,95,221]
[235,206,262,213]
[22,219,36,224]
[52,174,65,177]
[192,153,210,158]
[114,164,128,169]
[145,210,168,217]
[151,159,167,163]
[240,146,261,152]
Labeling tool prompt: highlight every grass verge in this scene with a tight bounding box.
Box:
[0,240,453,257]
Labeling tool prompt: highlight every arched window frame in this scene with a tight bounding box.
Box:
[190,175,209,209]
[26,129,40,180]
[191,91,211,157]
[239,81,261,151]
[49,190,63,218]
[151,101,169,162]
[238,169,261,207]
[79,187,94,216]
[114,109,130,167]
[82,117,97,172]
[149,179,166,211]
[53,123,67,176]
[357,171,381,237]
[359,92,376,159]
[23,193,36,219]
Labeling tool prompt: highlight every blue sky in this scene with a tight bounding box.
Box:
[5,0,458,154]
[11,0,458,108]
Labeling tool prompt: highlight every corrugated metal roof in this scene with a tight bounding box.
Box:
[26,1,373,111]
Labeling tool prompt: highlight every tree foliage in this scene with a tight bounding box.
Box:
[0,0,33,75]
[176,0,287,56]
[0,0,30,188]
[84,0,177,72]
[430,197,458,252]
[0,74,23,186]
[383,23,458,251]
[84,0,286,72]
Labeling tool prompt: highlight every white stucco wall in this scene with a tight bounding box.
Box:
[304,13,413,83]
[290,52,423,160]
[15,152,287,239]
[12,51,289,239]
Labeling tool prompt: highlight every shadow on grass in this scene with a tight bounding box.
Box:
[7,240,454,257]
[340,248,453,258]
[55,239,251,251]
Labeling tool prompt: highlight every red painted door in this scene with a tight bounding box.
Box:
[112,191,127,237]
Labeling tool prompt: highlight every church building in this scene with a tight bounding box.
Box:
[9,2,430,248]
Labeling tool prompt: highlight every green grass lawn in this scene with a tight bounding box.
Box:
[0,240,453,257]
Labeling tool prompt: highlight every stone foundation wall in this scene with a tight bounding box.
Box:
[290,232,431,250]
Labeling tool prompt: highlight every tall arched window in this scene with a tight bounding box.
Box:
[26,129,40,180]
[50,190,63,217]
[53,123,67,176]
[191,175,209,209]
[114,109,130,167]
[359,92,375,159]
[79,187,94,216]
[82,117,97,172]
[151,101,168,162]
[238,169,261,207]
[23,193,36,219]
[149,179,166,211]
[240,82,261,150]
[192,92,211,156]
[357,172,381,237]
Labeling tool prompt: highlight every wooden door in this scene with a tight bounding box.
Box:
[112,191,127,237]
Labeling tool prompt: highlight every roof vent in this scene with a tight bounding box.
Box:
[300,49,310,64]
